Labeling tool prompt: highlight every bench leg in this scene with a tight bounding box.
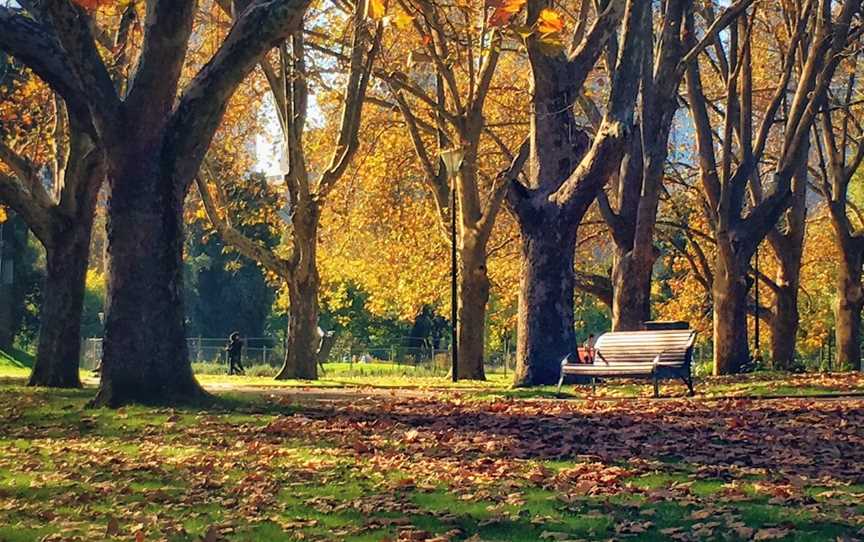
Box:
[653,373,659,398]
[679,370,695,397]
[591,377,596,394]
[556,371,565,395]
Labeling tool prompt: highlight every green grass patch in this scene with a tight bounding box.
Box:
[0,347,33,369]
[0,376,863,541]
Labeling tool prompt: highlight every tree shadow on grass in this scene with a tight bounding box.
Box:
[261,396,864,485]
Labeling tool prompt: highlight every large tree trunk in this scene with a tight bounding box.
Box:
[276,210,320,380]
[770,277,800,370]
[29,147,103,388]
[277,273,320,380]
[457,238,488,380]
[27,220,93,388]
[713,250,750,375]
[769,239,805,370]
[91,161,204,407]
[767,146,808,370]
[0,214,26,351]
[513,222,578,386]
[510,0,644,386]
[610,248,653,331]
[836,256,863,371]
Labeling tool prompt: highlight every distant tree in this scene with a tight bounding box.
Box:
[0,213,33,351]
[684,0,859,374]
[196,0,381,380]
[185,173,278,339]
[814,49,864,371]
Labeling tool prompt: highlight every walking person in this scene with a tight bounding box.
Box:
[225,332,245,375]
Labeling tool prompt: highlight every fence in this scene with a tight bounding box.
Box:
[80,337,285,371]
[81,337,518,375]
[81,334,854,375]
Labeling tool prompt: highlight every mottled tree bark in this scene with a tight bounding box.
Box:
[276,204,320,380]
[767,159,808,370]
[513,221,578,385]
[92,156,203,406]
[712,249,750,375]
[685,0,857,374]
[815,50,864,372]
[599,0,690,332]
[457,236,489,380]
[28,220,93,388]
[610,247,653,330]
[835,246,863,370]
[770,271,801,369]
[316,330,337,365]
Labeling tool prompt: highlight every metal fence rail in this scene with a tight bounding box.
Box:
[81,337,517,375]
[80,334,854,375]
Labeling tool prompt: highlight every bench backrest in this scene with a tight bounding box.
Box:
[593,329,697,366]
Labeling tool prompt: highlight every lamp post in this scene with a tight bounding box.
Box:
[754,243,761,364]
[441,147,464,382]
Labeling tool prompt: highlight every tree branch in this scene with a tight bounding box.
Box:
[478,137,530,245]
[195,169,292,281]
[165,0,312,193]
[0,172,54,246]
[42,0,120,132]
[125,0,197,125]
[0,7,95,135]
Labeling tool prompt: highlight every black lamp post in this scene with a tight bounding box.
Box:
[441,147,464,382]
[754,243,762,363]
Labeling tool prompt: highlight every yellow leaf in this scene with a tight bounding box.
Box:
[391,10,413,30]
[0,207,6,223]
[537,8,564,35]
[366,0,387,20]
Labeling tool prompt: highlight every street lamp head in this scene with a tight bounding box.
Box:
[440,147,465,177]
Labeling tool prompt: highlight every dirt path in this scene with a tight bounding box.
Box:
[78,375,864,404]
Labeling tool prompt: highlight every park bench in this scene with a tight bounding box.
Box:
[557,329,697,397]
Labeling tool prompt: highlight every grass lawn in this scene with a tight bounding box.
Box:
[0,372,863,541]
[3,350,864,399]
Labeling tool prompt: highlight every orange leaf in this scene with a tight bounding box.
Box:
[537,8,564,35]
[71,0,115,9]
[487,0,526,28]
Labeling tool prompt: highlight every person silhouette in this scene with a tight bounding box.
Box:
[225,332,245,375]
